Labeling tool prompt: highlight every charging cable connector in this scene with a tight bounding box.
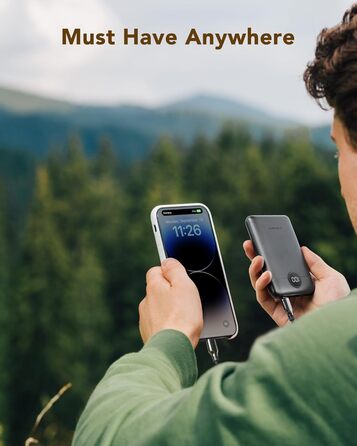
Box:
[281,296,295,322]
[206,338,219,365]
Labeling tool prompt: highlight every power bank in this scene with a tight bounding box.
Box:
[245,215,315,298]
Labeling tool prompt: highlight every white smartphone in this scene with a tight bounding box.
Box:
[151,203,238,340]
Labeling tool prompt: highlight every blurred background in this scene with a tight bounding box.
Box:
[0,0,356,444]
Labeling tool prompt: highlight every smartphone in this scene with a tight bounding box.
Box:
[151,203,238,340]
[245,215,315,298]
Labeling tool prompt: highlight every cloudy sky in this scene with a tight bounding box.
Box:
[0,0,353,124]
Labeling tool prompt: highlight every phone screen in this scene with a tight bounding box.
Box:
[156,205,237,339]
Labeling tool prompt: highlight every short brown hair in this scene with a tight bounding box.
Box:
[304,4,357,148]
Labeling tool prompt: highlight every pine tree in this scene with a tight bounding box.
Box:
[8,167,71,444]
[54,239,112,430]
[144,136,184,205]
[0,186,8,443]
[49,139,122,355]
[93,137,119,178]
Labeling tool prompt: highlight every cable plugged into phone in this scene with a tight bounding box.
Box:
[281,297,295,322]
[206,338,219,365]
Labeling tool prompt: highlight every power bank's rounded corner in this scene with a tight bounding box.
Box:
[268,283,280,299]
[281,214,291,223]
[307,282,316,296]
[245,215,254,226]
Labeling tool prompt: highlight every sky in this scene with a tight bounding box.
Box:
[0,0,353,125]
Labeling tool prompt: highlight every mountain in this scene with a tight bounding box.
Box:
[0,86,333,161]
[162,94,296,128]
[0,86,74,114]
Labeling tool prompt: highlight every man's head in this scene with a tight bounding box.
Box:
[304,4,357,233]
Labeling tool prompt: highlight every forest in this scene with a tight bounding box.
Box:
[0,123,356,445]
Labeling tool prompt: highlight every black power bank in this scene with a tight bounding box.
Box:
[245,215,315,298]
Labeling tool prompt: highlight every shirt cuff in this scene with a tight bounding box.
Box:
[142,329,198,388]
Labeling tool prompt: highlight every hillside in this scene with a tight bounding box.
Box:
[0,86,333,161]
[0,86,74,114]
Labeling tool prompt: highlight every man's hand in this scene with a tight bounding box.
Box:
[139,258,204,348]
[243,240,351,326]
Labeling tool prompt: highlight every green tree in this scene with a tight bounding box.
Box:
[92,137,120,178]
[8,167,70,445]
[0,186,8,441]
[51,240,112,441]
[49,139,123,357]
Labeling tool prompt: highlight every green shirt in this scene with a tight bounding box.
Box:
[72,290,357,445]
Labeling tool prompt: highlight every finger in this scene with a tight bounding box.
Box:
[248,255,264,289]
[161,258,189,285]
[243,240,256,261]
[255,271,272,297]
[255,271,277,312]
[146,267,169,293]
[301,246,333,280]
[146,266,163,284]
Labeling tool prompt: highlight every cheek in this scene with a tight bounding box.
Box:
[339,154,357,201]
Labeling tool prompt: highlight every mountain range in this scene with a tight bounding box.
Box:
[0,86,332,162]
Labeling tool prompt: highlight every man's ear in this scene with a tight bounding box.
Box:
[333,114,357,153]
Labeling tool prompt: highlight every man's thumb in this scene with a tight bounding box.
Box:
[161,258,188,284]
[301,246,332,280]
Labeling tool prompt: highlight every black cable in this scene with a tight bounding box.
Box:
[281,296,295,322]
[206,338,219,365]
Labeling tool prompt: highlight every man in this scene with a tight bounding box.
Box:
[73,5,357,445]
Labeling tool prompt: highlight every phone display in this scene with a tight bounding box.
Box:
[151,203,238,340]
[245,215,315,298]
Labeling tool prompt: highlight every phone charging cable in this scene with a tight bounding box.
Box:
[206,338,219,365]
[281,297,295,322]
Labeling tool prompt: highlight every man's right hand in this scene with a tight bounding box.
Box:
[139,258,203,348]
[243,240,351,326]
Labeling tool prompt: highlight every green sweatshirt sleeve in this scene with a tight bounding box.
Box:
[72,290,357,446]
